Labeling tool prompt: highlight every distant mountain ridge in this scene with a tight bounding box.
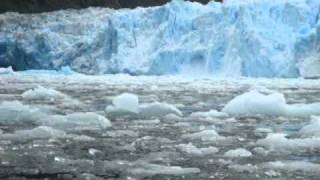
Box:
[0,0,222,13]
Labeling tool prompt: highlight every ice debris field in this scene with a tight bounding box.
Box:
[0,0,320,179]
[0,73,319,179]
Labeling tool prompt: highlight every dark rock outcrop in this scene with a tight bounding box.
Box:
[0,0,222,14]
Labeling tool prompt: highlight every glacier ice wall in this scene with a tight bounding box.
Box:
[0,0,319,77]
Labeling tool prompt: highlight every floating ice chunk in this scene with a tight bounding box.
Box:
[72,135,95,141]
[253,147,269,156]
[103,160,200,176]
[182,129,223,141]
[255,128,273,134]
[135,119,161,124]
[261,161,320,174]
[129,163,200,176]
[0,66,14,75]
[299,116,320,137]
[228,164,257,173]
[106,105,139,117]
[139,102,183,117]
[222,90,287,116]
[177,143,219,156]
[141,152,179,163]
[190,109,228,118]
[299,55,320,79]
[163,113,182,121]
[1,126,67,140]
[286,103,320,117]
[106,93,182,118]
[88,148,102,156]
[106,130,139,137]
[223,90,320,117]
[22,86,67,101]
[112,93,139,113]
[224,148,252,158]
[0,101,43,124]
[66,112,111,128]
[264,170,281,177]
[255,128,273,137]
[46,112,111,130]
[106,93,140,117]
[256,133,320,151]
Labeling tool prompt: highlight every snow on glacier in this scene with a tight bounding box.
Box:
[0,0,319,77]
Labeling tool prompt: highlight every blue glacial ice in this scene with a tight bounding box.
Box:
[0,0,319,77]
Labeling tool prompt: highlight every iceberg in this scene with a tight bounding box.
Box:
[45,112,112,130]
[222,90,320,117]
[106,93,182,118]
[111,93,139,113]
[299,116,320,137]
[256,133,320,152]
[22,86,68,101]
[0,0,319,77]
[0,101,44,124]
[222,90,287,116]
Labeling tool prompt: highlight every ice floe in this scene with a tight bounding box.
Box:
[299,116,320,137]
[0,101,44,124]
[182,129,225,141]
[128,163,200,176]
[139,102,182,117]
[177,143,218,156]
[45,112,111,131]
[223,90,320,117]
[111,93,139,113]
[190,109,228,118]
[224,148,252,158]
[22,86,68,101]
[106,93,182,118]
[222,90,287,116]
[261,161,320,174]
[256,133,320,152]
[0,67,14,75]
[0,126,66,140]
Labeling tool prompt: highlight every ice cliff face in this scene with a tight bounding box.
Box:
[0,0,319,77]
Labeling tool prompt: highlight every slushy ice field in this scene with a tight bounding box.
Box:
[0,73,320,179]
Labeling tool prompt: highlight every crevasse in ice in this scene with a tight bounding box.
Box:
[0,0,319,77]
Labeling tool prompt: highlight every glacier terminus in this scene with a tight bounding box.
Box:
[0,0,319,78]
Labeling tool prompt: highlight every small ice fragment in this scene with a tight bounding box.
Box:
[299,116,320,137]
[139,102,182,117]
[177,143,219,156]
[112,93,139,113]
[22,86,67,101]
[224,148,252,158]
[190,109,228,118]
[0,66,14,74]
